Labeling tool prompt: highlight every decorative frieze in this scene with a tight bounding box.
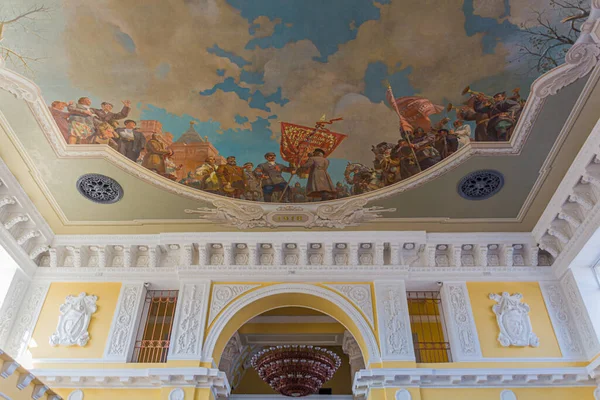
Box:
[373,281,414,360]
[440,282,482,360]
[168,281,210,360]
[104,283,145,361]
[49,293,98,347]
[489,292,539,348]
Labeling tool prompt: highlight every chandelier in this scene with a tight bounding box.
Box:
[250,345,341,397]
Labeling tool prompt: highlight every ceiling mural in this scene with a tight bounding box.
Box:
[0,0,590,204]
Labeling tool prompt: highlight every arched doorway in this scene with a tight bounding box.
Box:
[203,284,380,368]
[219,307,364,397]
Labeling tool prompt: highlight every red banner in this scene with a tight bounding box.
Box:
[280,122,347,166]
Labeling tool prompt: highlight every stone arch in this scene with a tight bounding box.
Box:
[203,283,381,366]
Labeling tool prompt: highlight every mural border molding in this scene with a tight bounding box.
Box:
[0,3,598,229]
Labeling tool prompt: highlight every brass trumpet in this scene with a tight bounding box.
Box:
[446,103,463,113]
[461,85,493,100]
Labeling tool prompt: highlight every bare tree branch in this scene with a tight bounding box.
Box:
[0,5,50,25]
[512,0,589,73]
[0,4,50,75]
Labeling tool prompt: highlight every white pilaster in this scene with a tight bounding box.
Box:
[560,269,600,358]
[440,282,482,361]
[103,283,146,362]
[168,280,211,361]
[539,281,584,359]
[373,280,414,361]
[0,269,29,349]
[5,281,50,359]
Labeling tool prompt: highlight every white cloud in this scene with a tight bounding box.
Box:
[59,0,513,158]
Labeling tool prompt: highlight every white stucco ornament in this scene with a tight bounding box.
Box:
[68,390,84,400]
[489,292,539,348]
[169,388,185,400]
[49,292,98,347]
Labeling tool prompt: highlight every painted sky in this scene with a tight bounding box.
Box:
[2,0,565,183]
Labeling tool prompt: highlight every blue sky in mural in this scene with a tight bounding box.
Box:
[116,0,538,184]
[229,0,391,61]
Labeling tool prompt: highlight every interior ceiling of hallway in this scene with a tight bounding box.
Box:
[0,0,598,234]
[227,307,353,395]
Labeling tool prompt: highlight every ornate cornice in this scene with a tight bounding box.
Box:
[533,118,600,274]
[0,157,53,276]
[31,232,550,281]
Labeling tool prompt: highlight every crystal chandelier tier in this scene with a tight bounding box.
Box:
[250,345,342,397]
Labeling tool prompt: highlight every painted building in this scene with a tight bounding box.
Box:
[170,122,226,181]
[1,1,600,399]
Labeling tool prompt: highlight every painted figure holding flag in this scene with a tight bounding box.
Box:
[299,148,336,201]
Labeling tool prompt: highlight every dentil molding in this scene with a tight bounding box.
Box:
[489,292,539,348]
[49,293,98,347]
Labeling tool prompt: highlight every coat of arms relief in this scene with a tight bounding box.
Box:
[49,292,98,347]
[489,292,539,348]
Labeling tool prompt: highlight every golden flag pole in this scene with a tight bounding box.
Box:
[385,80,421,173]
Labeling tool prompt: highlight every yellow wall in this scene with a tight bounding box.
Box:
[467,282,562,358]
[30,282,122,359]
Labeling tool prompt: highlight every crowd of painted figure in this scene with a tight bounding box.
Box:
[347,88,525,195]
[48,87,523,203]
[48,97,351,202]
[179,152,353,202]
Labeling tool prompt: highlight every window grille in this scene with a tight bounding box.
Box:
[131,289,178,363]
[406,291,451,363]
